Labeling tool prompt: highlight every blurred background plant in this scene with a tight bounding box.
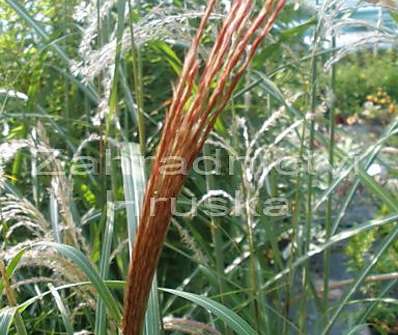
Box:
[334,53,398,120]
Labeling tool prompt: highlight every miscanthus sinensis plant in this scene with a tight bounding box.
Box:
[1,0,398,334]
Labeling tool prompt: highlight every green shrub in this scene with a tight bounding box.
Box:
[335,51,398,116]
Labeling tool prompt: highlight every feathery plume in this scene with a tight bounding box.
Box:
[71,7,223,82]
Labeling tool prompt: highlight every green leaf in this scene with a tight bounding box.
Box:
[389,10,398,24]
[49,192,61,243]
[0,257,27,335]
[48,284,74,335]
[161,289,257,335]
[322,220,398,334]
[121,143,162,334]
[256,71,286,105]
[48,65,99,105]
[4,0,69,63]
[263,213,398,290]
[0,250,24,295]
[345,324,371,335]
[34,242,122,323]
[119,67,139,128]
[5,1,99,106]
[144,274,162,335]
[357,168,398,212]
[0,308,16,335]
[121,143,146,249]
[153,41,183,76]
[18,281,125,313]
[356,279,398,325]
[280,17,316,40]
[95,202,115,335]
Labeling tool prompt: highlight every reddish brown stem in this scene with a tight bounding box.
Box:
[122,1,286,334]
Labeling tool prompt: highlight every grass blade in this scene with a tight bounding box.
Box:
[0,308,16,335]
[121,143,146,252]
[357,168,398,212]
[355,279,398,325]
[0,260,27,335]
[345,324,371,335]
[34,242,122,323]
[95,202,116,335]
[49,189,61,243]
[121,143,162,334]
[0,250,25,295]
[263,213,398,290]
[161,288,257,335]
[145,274,162,335]
[322,220,398,334]
[16,281,125,313]
[48,283,74,335]
[127,0,146,152]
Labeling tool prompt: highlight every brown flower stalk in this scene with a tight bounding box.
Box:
[122,0,286,334]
